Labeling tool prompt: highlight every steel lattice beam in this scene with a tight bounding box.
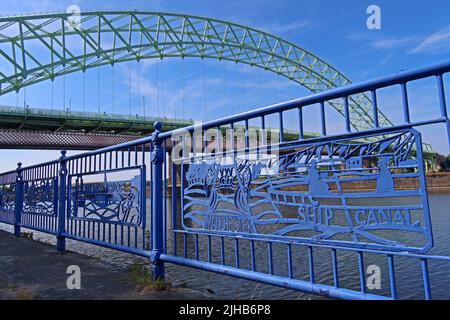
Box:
[0,129,145,150]
[0,11,393,131]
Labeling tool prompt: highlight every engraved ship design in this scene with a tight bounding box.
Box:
[182,130,433,252]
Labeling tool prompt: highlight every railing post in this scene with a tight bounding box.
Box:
[150,122,165,280]
[57,150,67,252]
[14,162,23,238]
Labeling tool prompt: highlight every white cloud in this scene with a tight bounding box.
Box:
[372,36,419,49]
[266,21,310,34]
[411,26,450,54]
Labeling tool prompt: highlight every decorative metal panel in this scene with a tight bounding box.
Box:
[23,178,58,216]
[68,167,144,226]
[182,129,433,253]
[0,183,15,213]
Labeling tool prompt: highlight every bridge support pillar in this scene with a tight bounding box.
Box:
[57,150,67,252]
[150,122,165,280]
[14,162,23,237]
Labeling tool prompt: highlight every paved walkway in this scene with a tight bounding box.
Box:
[0,230,209,300]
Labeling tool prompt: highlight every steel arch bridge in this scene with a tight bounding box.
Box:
[0,10,392,131]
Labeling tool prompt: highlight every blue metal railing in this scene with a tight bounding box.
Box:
[2,60,450,299]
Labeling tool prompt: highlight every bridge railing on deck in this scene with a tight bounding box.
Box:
[2,60,450,299]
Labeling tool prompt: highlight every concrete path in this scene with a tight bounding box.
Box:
[0,230,209,300]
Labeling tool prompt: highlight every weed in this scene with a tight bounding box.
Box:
[128,262,171,292]
[20,231,33,239]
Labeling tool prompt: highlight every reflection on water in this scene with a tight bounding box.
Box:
[1,193,450,300]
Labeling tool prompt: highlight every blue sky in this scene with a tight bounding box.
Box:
[1,0,450,170]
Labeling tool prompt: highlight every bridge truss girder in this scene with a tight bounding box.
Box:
[0,11,392,131]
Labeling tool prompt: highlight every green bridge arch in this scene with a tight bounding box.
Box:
[0,10,392,130]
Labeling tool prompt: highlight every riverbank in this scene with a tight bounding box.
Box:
[0,230,210,300]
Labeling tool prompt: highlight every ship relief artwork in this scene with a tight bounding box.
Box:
[181,129,433,253]
[68,167,144,226]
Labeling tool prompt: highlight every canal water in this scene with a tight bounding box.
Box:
[2,192,450,300]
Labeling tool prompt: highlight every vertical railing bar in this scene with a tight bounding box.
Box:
[308,246,315,283]
[320,102,326,136]
[120,224,124,246]
[221,236,225,265]
[183,233,187,258]
[250,240,256,272]
[195,233,199,260]
[14,162,23,238]
[358,251,366,294]
[230,122,235,153]
[208,235,212,263]
[260,116,267,147]
[371,90,379,128]
[401,82,411,123]
[344,96,351,132]
[203,129,208,155]
[190,131,196,159]
[279,111,284,143]
[56,150,67,252]
[268,242,273,275]
[287,243,293,279]
[331,249,339,288]
[235,238,240,269]
[421,258,432,300]
[163,142,167,254]
[171,154,178,256]
[297,107,304,140]
[388,255,398,299]
[215,127,220,157]
[127,225,131,247]
[245,119,250,149]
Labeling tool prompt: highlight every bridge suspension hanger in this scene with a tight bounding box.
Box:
[202,59,207,121]
[181,59,185,120]
[128,61,132,116]
[97,67,101,115]
[156,59,160,119]
[62,74,66,112]
[83,71,86,112]
[160,59,165,118]
[112,64,115,114]
[51,79,54,111]
[223,62,227,116]
[23,86,27,109]
[138,61,141,117]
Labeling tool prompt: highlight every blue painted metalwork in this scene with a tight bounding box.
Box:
[0,171,17,225]
[57,150,67,251]
[14,163,23,237]
[3,60,450,300]
[68,169,143,225]
[181,129,432,253]
[150,122,165,280]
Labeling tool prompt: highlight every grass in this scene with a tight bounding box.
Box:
[128,262,171,293]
